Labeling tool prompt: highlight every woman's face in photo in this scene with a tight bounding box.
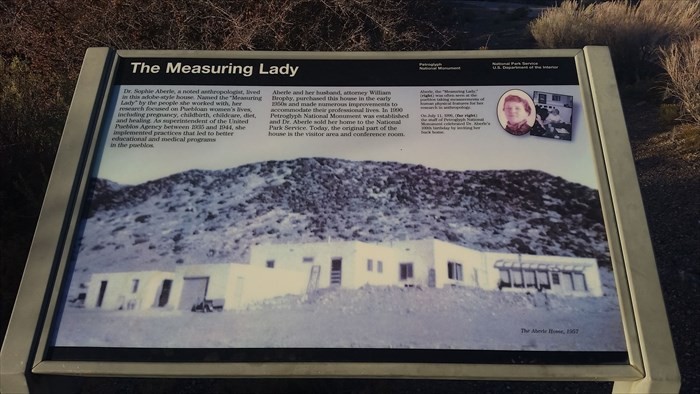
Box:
[504,100,527,125]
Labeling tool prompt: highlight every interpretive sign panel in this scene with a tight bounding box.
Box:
[48,54,627,363]
[1,48,680,393]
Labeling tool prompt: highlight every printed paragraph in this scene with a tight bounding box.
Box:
[268,89,408,137]
[110,87,261,148]
[419,89,490,133]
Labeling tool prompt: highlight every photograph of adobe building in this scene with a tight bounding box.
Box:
[84,238,602,313]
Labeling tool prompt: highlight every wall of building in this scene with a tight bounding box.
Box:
[85,240,604,315]
[392,239,437,287]
[171,264,233,310]
[224,264,307,310]
[432,240,486,289]
[85,271,174,310]
[250,241,361,288]
[350,242,397,287]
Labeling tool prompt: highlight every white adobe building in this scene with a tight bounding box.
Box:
[249,239,602,296]
[84,238,603,312]
[249,240,398,289]
[170,263,307,311]
[85,270,175,311]
[84,264,307,311]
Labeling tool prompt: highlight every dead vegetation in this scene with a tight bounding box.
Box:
[529,0,700,84]
[659,38,700,127]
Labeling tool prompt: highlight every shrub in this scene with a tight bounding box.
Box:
[529,0,700,84]
[658,104,682,127]
[659,38,700,127]
[2,0,452,81]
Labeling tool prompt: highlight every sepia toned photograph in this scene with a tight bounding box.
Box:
[496,89,536,136]
[51,78,626,353]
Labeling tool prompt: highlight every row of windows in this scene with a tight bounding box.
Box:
[271,258,399,278]
[498,268,588,292]
[264,259,584,291]
[265,260,464,283]
[366,259,384,273]
[266,258,387,274]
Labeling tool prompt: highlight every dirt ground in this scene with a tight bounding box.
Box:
[622,98,700,393]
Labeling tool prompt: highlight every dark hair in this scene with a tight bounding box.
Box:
[502,94,532,115]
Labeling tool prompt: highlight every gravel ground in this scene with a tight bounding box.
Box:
[624,99,700,394]
[53,284,625,351]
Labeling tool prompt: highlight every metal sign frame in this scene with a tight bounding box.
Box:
[0,47,679,393]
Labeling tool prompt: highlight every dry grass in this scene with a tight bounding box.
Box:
[529,0,700,83]
[673,124,700,155]
[660,38,700,127]
[1,0,451,81]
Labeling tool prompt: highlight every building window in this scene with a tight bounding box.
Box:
[536,270,550,289]
[377,261,383,273]
[302,257,314,263]
[499,269,511,288]
[562,272,574,291]
[552,94,561,101]
[447,261,463,281]
[367,259,373,271]
[131,279,139,293]
[523,270,537,288]
[512,269,524,287]
[399,263,413,280]
[572,272,588,291]
[496,265,583,292]
[266,260,275,268]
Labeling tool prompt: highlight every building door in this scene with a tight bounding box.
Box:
[428,269,436,288]
[157,279,172,307]
[96,280,108,308]
[330,258,342,285]
[179,277,209,310]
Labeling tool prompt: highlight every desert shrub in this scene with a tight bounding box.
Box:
[529,0,700,84]
[672,124,700,152]
[658,104,682,127]
[659,38,700,127]
[2,0,452,81]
